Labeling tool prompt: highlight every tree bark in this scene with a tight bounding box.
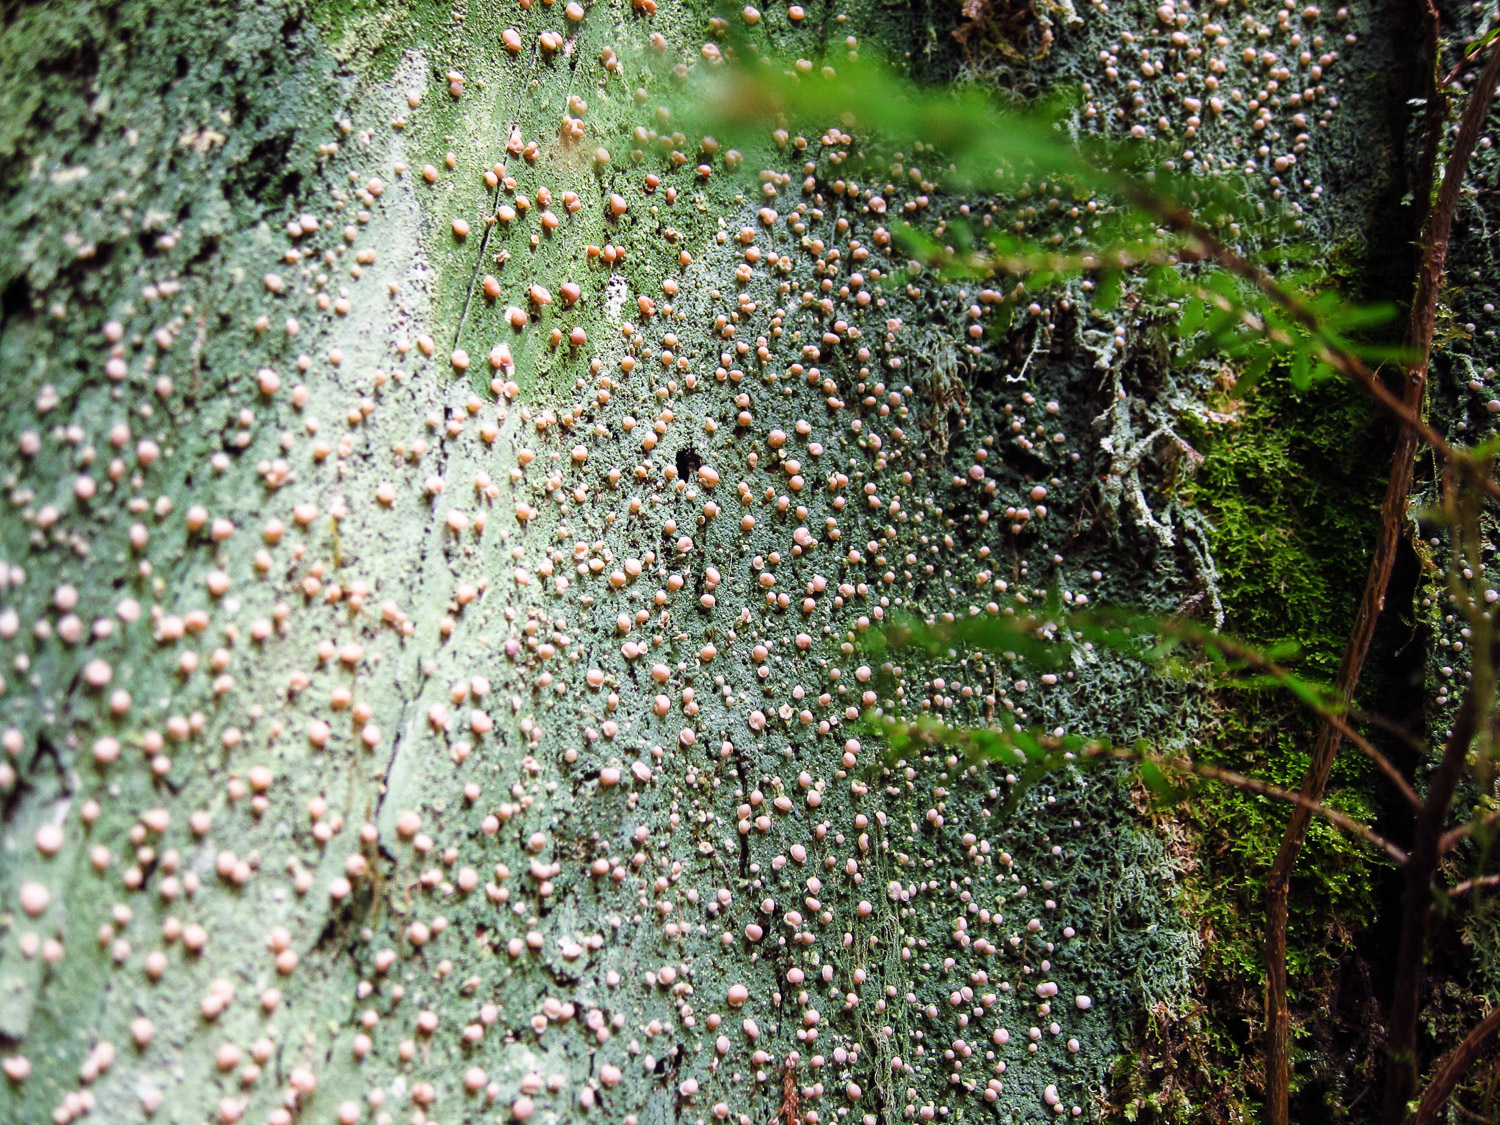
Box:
[1267,30,1500,1125]
[0,1,1442,1124]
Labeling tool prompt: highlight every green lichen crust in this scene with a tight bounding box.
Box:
[0,0,1411,1122]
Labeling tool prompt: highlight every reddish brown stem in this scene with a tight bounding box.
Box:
[1447,873,1500,898]
[1261,356,1428,1122]
[1412,1004,1500,1124]
[1189,628,1423,810]
[1377,34,1500,1121]
[1078,744,1409,863]
[1383,645,1493,1125]
[1442,808,1500,853]
[1261,22,1500,1125]
[1123,185,1499,491]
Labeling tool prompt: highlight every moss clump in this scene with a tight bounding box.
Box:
[1176,376,1386,678]
[1103,373,1394,1122]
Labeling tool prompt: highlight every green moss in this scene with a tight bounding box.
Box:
[1102,373,1395,1122]
[1173,373,1392,980]
[1176,377,1386,676]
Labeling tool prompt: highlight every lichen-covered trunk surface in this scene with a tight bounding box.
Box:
[0,0,1413,1122]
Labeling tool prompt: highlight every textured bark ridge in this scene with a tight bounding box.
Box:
[0,0,1403,1122]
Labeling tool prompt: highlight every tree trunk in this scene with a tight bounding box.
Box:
[0,1,1432,1124]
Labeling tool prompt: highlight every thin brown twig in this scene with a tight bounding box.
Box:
[1193,630,1425,811]
[944,607,1426,808]
[1096,613,1426,810]
[1385,628,1500,1125]
[1334,723,1423,809]
[1441,30,1500,89]
[1132,194,1500,504]
[1316,711,1423,810]
[1077,744,1410,864]
[1413,1004,1500,1125]
[1441,808,1500,854]
[876,695,1411,861]
[1447,873,1500,898]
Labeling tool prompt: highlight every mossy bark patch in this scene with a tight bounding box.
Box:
[0,0,1431,1122]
